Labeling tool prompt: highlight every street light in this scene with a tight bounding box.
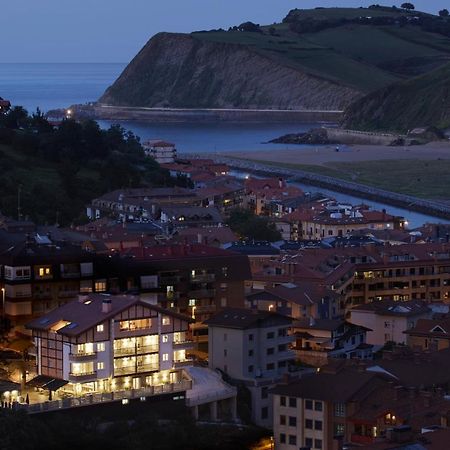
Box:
[191,305,196,320]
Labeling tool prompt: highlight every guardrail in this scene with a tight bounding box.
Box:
[19,380,192,414]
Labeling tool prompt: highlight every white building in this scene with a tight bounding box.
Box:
[27,294,194,395]
[205,307,295,427]
[143,140,177,164]
[349,300,431,346]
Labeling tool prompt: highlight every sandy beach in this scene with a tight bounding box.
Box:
[224,141,450,166]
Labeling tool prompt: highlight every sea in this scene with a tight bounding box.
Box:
[0,62,447,227]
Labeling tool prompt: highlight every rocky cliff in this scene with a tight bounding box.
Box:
[99,33,360,110]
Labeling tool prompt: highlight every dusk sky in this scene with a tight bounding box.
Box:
[3,0,449,63]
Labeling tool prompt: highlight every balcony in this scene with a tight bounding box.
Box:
[68,371,97,382]
[173,340,194,350]
[114,363,159,376]
[188,289,216,298]
[173,358,194,368]
[61,272,81,279]
[159,275,181,285]
[69,352,97,362]
[113,344,159,357]
[195,304,217,314]
[190,274,215,283]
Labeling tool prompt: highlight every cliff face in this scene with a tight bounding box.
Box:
[99,33,360,110]
[343,63,450,132]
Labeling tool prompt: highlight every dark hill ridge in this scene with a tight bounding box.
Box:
[343,62,450,132]
[99,7,450,114]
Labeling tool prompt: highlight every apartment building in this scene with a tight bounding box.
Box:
[404,317,450,351]
[26,294,193,395]
[349,299,431,345]
[205,308,295,427]
[0,234,100,319]
[291,318,372,366]
[350,243,450,305]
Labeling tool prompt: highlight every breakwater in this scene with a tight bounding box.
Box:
[70,104,343,123]
[195,154,450,221]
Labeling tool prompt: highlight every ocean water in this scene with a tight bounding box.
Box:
[0,63,125,112]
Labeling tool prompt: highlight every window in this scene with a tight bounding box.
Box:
[97,362,104,370]
[95,280,107,292]
[162,353,169,361]
[162,316,170,326]
[261,387,268,399]
[280,415,286,425]
[96,324,104,333]
[120,319,151,331]
[278,344,287,352]
[266,347,274,355]
[278,360,286,368]
[280,396,286,406]
[97,342,105,352]
[248,349,254,357]
[288,416,296,427]
[315,401,323,411]
[278,327,287,337]
[266,363,275,370]
[289,397,296,408]
[305,399,313,410]
[162,335,169,343]
[221,297,227,307]
[288,435,296,446]
[279,433,286,444]
[248,334,254,342]
[224,349,227,357]
[188,299,196,307]
[334,423,345,436]
[266,332,275,339]
[305,419,313,429]
[314,420,322,431]
[315,439,322,449]
[261,407,268,419]
[305,438,313,448]
[222,267,228,277]
[248,365,254,373]
[334,402,345,417]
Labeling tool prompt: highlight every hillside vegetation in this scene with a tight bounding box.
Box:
[344,63,450,131]
[100,6,450,112]
[0,108,183,225]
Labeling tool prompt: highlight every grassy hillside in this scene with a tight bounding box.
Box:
[192,7,450,93]
[344,62,450,131]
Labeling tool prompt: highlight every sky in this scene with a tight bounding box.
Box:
[2,0,448,63]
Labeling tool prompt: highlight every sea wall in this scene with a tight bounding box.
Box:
[71,104,343,123]
[325,128,404,145]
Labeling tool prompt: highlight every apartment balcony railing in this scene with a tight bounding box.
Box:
[69,352,97,361]
[194,304,217,314]
[113,344,159,357]
[188,289,216,298]
[21,379,193,414]
[173,340,194,350]
[173,358,194,368]
[68,371,97,382]
[114,363,159,376]
[190,274,215,283]
[61,272,81,279]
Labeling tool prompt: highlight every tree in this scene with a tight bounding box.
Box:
[439,9,449,17]
[226,209,281,242]
[401,2,415,10]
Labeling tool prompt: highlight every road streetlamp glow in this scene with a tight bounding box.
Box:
[1,287,5,319]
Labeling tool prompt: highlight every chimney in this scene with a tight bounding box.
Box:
[102,298,112,313]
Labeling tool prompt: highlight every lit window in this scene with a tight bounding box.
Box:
[95,280,107,292]
[162,335,169,343]
[97,362,104,370]
[162,316,170,326]
[97,343,105,352]
[163,353,169,361]
[96,324,104,333]
[188,299,196,307]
